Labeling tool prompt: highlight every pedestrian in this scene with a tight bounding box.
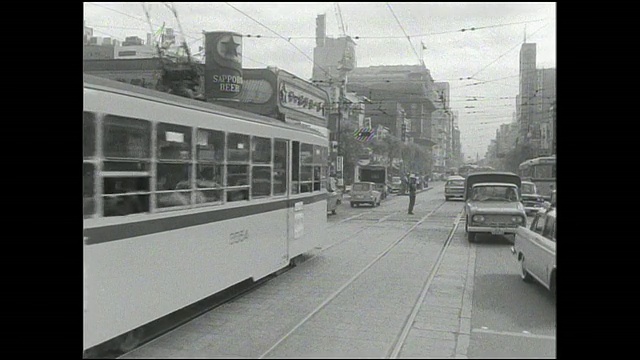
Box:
[408,176,417,214]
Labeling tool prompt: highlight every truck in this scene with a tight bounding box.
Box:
[463,171,527,243]
[355,165,388,200]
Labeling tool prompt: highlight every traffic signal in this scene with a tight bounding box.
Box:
[401,124,407,141]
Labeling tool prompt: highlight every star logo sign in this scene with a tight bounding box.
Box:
[218,35,241,60]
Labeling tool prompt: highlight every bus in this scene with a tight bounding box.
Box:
[83,74,330,354]
[518,155,556,200]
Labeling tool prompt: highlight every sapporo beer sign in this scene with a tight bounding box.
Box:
[205,31,243,100]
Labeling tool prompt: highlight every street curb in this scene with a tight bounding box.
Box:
[456,235,477,357]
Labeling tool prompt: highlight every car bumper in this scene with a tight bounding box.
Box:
[524,206,545,214]
[467,225,519,235]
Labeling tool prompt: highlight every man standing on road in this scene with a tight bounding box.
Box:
[408,176,417,214]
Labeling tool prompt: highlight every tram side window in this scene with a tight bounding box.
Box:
[102,115,151,216]
[227,132,250,202]
[83,112,95,158]
[252,136,272,198]
[196,129,225,204]
[273,140,287,195]
[227,133,250,162]
[156,163,191,208]
[291,141,300,194]
[103,115,150,159]
[103,177,150,216]
[158,123,192,160]
[156,123,192,208]
[83,163,95,217]
[312,145,324,191]
[300,143,314,193]
[227,164,249,201]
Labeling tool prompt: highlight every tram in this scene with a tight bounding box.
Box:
[83,75,329,353]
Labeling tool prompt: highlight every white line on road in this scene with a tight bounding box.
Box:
[472,328,556,340]
[337,211,371,224]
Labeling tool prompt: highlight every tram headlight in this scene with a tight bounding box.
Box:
[472,215,485,222]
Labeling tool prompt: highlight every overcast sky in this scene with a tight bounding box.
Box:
[84,2,556,160]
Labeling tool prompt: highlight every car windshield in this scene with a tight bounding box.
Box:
[447,180,464,186]
[521,183,536,194]
[392,177,401,183]
[352,183,371,191]
[472,186,519,202]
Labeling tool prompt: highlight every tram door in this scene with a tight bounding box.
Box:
[288,141,306,258]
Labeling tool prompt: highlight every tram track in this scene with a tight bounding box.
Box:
[117,197,457,359]
[258,201,456,359]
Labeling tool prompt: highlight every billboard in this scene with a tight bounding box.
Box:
[204,31,243,100]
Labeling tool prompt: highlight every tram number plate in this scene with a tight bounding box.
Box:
[491,228,505,235]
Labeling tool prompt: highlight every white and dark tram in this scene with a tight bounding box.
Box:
[83,74,330,355]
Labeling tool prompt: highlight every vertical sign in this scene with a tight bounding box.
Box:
[204,31,243,100]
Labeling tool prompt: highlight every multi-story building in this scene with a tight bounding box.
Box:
[516,41,556,158]
[535,68,556,156]
[312,14,356,85]
[452,112,462,168]
[347,64,437,146]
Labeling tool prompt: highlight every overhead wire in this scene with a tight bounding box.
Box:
[469,21,552,78]
[223,2,338,84]
[385,2,422,65]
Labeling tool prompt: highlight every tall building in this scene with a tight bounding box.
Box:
[535,68,556,156]
[432,82,453,170]
[312,14,356,85]
[517,43,536,145]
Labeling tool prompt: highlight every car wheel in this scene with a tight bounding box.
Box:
[520,255,534,283]
[445,196,449,201]
[467,231,476,243]
[350,202,355,208]
[332,209,336,215]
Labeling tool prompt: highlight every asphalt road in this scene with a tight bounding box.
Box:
[466,229,556,358]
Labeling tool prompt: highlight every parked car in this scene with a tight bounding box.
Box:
[349,181,381,207]
[444,175,465,201]
[464,172,527,243]
[326,177,342,215]
[389,176,403,193]
[520,181,546,215]
[511,207,556,296]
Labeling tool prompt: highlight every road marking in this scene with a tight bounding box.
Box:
[337,212,370,224]
[472,328,555,340]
